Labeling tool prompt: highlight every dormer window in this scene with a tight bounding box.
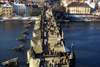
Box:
[6,4,8,6]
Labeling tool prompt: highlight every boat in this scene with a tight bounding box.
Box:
[0,18,5,22]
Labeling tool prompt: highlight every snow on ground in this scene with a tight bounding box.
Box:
[31,16,38,20]
[65,15,98,18]
[3,16,38,20]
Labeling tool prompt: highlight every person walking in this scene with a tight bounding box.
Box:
[48,47,50,55]
[44,62,47,67]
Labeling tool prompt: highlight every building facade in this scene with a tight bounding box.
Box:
[25,4,30,17]
[2,2,13,17]
[38,4,44,10]
[30,5,40,16]
[0,6,2,17]
[66,2,91,14]
[13,3,26,16]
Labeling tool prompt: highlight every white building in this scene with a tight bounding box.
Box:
[13,3,26,16]
[85,0,99,12]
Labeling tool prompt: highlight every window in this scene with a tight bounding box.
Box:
[9,10,11,12]
[7,10,8,12]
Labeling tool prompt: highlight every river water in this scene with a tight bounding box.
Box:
[0,20,33,67]
[61,22,100,67]
[0,21,100,67]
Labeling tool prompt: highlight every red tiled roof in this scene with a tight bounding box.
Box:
[79,1,84,3]
[67,2,90,7]
[66,1,72,4]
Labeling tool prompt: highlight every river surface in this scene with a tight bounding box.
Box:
[0,20,33,67]
[0,21,100,67]
[61,22,100,67]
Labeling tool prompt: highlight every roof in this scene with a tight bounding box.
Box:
[66,1,72,4]
[0,2,6,4]
[14,3,25,5]
[32,5,38,8]
[67,2,90,7]
[2,2,12,7]
[79,1,84,3]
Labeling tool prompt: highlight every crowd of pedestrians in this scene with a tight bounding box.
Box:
[41,8,70,67]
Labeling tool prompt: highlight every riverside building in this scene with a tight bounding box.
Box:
[66,2,91,14]
[25,4,30,17]
[30,5,40,16]
[13,2,26,17]
[2,2,13,17]
[0,6,2,17]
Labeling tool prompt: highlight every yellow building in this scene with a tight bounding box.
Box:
[2,3,13,17]
[66,2,91,14]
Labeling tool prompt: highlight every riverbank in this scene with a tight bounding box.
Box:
[56,14,100,22]
[3,16,40,20]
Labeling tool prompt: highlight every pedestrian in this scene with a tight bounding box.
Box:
[54,62,56,67]
[61,58,63,64]
[43,51,45,56]
[50,50,52,55]
[53,53,55,58]
[47,43,49,46]
[52,48,54,54]
[44,62,47,67]
[65,58,67,64]
[48,47,50,55]
[59,59,61,64]
[48,62,51,67]
[55,51,56,56]
[56,52,58,56]
[45,51,46,55]
[57,33,59,37]
[44,22,46,25]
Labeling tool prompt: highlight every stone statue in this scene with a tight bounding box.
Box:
[30,46,35,58]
